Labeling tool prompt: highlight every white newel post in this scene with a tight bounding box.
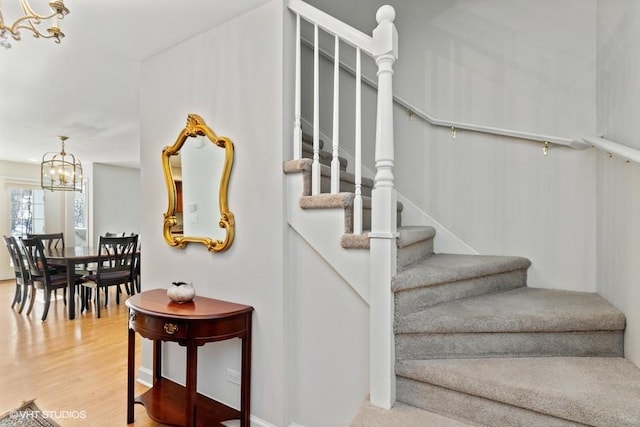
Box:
[369,5,398,409]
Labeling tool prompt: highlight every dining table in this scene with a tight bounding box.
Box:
[44,246,140,320]
[43,246,101,320]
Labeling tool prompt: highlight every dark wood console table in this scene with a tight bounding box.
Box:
[126,289,254,426]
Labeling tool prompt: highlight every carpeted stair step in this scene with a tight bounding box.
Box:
[395,287,625,360]
[320,164,372,197]
[396,357,640,427]
[301,137,348,171]
[302,132,325,150]
[341,226,436,271]
[298,192,403,234]
[350,399,473,426]
[283,158,373,197]
[395,226,436,270]
[393,254,531,317]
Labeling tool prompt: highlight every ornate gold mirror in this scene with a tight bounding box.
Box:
[162,114,235,252]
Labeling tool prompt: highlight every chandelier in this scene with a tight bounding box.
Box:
[41,136,83,192]
[0,0,69,49]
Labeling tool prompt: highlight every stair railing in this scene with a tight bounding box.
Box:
[290,0,397,236]
[288,0,399,408]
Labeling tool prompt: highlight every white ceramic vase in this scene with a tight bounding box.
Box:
[167,282,196,303]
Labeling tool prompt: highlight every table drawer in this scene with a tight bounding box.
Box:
[130,310,187,340]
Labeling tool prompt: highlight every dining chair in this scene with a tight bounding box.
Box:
[27,232,69,298]
[133,244,141,293]
[20,237,85,321]
[26,232,65,251]
[104,232,135,295]
[104,232,126,237]
[81,234,139,318]
[3,235,33,313]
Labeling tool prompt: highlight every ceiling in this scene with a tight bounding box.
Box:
[0,0,269,168]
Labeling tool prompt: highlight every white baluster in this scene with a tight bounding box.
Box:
[353,47,362,234]
[331,35,340,194]
[312,24,320,195]
[293,13,302,159]
[369,5,398,410]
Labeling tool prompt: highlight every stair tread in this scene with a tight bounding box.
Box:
[350,399,473,427]
[396,287,626,334]
[300,192,404,210]
[392,253,531,292]
[300,192,372,209]
[341,226,436,250]
[397,225,436,248]
[283,158,374,188]
[396,357,640,427]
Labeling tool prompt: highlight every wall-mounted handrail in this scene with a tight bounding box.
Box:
[301,37,591,151]
[407,104,590,149]
[583,135,640,163]
[305,36,640,165]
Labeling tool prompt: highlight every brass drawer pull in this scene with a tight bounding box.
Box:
[164,323,179,335]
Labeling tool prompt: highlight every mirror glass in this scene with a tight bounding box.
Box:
[162,114,235,252]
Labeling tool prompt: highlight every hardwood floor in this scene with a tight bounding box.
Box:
[0,280,167,426]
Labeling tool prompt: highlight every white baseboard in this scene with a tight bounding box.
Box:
[222,416,278,427]
[136,366,153,387]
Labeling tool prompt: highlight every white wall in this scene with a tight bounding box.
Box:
[91,163,140,246]
[139,1,284,424]
[286,230,369,427]
[595,0,640,366]
[304,0,598,291]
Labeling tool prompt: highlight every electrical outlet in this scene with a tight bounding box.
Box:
[226,368,241,385]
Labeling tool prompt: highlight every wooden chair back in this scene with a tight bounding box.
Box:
[96,235,139,286]
[27,232,65,251]
[4,236,25,278]
[20,237,52,282]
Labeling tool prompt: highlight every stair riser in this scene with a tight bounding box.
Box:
[396,377,587,427]
[344,206,372,234]
[342,205,402,234]
[395,269,528,317]
[397,239,434,272]
[320,174,372,197]
[302,171,371,196]
[291,159,373,197]
[302,147,347,171]
[395,331,624,360]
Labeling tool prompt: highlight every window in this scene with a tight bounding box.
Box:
[9,188,45,237]
[74,182,88,246]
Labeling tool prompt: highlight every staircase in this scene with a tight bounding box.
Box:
[285,138,640,426]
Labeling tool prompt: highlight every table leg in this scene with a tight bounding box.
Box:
[240,315,252,427]
[152,340,162,384]
[127,321,135,423]
[67,260,76,319]
[185,343,198,427]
